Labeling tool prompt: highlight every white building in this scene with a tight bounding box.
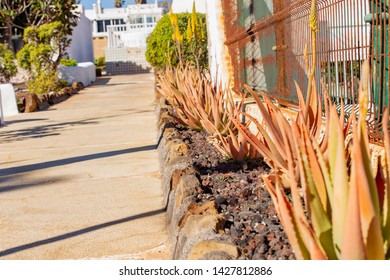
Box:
[67,4,94,63]
[85,0,164,58]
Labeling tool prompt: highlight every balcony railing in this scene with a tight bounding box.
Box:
[107,23,156,48]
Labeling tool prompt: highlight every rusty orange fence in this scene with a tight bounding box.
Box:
[222,0,389,141]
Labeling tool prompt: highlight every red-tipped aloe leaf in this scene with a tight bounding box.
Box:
[263,176,309,260]
[295,121,336,259]
[328,106,349,255]
[353,120,384,259]
[382,109,390,255]
[341,164,366,260]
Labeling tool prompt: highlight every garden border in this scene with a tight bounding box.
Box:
[156,97,241,260]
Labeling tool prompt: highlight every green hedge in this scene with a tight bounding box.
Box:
[146,13,208,69]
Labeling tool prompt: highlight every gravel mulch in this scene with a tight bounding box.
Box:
[171,122,296,260]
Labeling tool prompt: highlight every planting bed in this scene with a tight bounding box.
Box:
[167,118,295,260]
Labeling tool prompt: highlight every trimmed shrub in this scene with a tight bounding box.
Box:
[0,43,17,83]
[27,70,67,96]
[17,21,70,95]
[145,13,208,69]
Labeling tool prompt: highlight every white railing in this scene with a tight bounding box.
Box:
[107,23,157,48]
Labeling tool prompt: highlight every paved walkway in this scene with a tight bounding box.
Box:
[0,74,170,259]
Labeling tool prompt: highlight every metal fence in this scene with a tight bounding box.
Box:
[105,47,151,75]
[222,0,389,141]
[105,23,155,75]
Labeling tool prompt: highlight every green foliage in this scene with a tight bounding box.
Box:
[27,70,67,96]
[17,21,71,95]
[145,13,208,69]
[27,0,79,34]
[18,21,71,74]
[0,1,79,50]
[95,56,106,68]
[60,58,78,67]
[0,43,17,83]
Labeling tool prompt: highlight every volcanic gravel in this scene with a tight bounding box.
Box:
[175,124,296,260]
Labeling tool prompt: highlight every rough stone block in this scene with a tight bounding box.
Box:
[174,174,199,208]
[174,213,226,259]
[187,240,239,260]
[179,201,219,228]
[168,143,189,162]
[16,92,39,113]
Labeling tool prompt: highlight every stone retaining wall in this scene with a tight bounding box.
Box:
[156,98,240,260]
[16,82,84,113]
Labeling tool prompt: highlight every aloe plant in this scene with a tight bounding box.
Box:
[212,121,261,161]
[263,62,390,259]
[231,80,352,181]
[156,65,243,137]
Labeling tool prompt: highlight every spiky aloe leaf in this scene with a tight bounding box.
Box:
[232,118,285,169]
[242,112,287,170]
[381,109,390,257]
[292,121,336,259]
[341,168,366,260]
[328,106,349,256]
[283,124,326,259]
[244,85,285,148]
[263,176,309,260]
[375,159,386,216]
[354,124,384,259]
[355,64,384,259]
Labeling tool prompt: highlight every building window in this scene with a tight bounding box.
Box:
[114,19,125,25]
[96,19,126,33]
[97,20,104,32]
[104,20,111,29]
[136,17,144,24]
[146,17,153,23]
[129,16,144,24]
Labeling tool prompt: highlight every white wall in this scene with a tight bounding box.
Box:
[67,5,94,63]
[59,62,96,87]
[205,0,232,88]
[171,0,206,13]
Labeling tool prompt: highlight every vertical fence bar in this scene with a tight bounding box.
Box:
[221,0,388,141]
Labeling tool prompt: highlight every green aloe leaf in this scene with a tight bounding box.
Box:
[293,122,336,259]
[328,106,349,257]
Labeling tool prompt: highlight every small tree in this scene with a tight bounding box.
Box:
[0,0,79,51]
[26,0,79,32]
[0,43,17,83]
[17,21,69,95]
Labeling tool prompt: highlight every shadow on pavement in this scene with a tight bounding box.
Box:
[0,113,134,143]
[0,175,70,194]
[0,207,167,258]
[0,144,157,177]
[3,118,49,125]
[0,119,98,143]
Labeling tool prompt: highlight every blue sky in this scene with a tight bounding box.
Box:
[80,0,157,9]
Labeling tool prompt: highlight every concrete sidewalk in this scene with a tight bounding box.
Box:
[0,74,170,259]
